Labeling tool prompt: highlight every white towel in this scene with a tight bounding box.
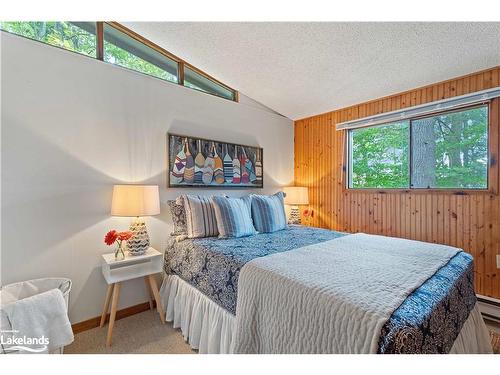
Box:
[2,288,74,353]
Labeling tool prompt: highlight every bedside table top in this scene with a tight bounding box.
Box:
[101,247,161,265]
[101,247,163,284]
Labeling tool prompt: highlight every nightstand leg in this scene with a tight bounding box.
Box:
[106,282,121,347]
[100,284,113,327]
[144,276,154,310]
[147,275,165,324]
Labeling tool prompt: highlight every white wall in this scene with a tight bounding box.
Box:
[0,33,294,323]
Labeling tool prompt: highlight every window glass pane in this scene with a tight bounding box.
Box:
[0,21,96,57]
[184,66,235,100]
[350,122,409,189]
[103,24,178,83]
[411,106,488,189]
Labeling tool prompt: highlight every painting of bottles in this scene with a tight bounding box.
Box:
[168,133,263,188]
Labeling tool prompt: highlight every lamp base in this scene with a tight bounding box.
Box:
[288,206,301,225]
[127,218,150,256]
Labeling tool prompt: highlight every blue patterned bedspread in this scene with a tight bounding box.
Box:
[163,225,476,354]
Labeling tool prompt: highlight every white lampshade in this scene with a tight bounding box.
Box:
[111,185,160,217]
[283,186,309,206]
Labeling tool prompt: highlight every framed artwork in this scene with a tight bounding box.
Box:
[168,133,264,188]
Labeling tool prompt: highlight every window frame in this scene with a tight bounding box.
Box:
[0,21,99,58]
[344,101,496,195]
[101,22,180,84]
[0,21,239,102]
[101,22,238,102]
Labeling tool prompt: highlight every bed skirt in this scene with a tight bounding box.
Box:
[449,304,493,353]
[159,274,492,354]
[160,274,235,354]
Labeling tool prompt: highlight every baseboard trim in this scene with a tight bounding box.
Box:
[71,300,156,334]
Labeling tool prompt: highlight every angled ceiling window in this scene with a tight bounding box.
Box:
[0,21,97,57]
[184,66,235,101]
[2,21,238,101]
[103,23,178,83]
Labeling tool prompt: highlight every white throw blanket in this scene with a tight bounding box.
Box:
[233,233,461,354]
[2,288,74,353]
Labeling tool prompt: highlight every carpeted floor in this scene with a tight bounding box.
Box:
[65,310,500,354]
[65,310,194,354]
[487,319,500,354]
[490,332,500,354]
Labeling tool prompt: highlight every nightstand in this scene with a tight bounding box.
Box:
[100,247,165,347]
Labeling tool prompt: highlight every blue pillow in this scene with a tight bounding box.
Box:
[211,196,256,238]
[250,192,287,233]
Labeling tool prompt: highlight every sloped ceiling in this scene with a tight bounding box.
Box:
[123,22,500,120]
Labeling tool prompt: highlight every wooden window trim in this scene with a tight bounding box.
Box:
[178,61,184,85]
[342,99,498,196]
[183,62,235,96]
[0,22,99,60]
[103,22,238,102]
[1,21,239,102]
[96,22,104,60]
[104,22,181,63]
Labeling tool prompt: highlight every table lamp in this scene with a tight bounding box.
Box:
[111,185,160,256]
[283,186,309,225]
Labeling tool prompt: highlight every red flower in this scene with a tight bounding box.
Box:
[104,230,118,246]
[303,209,314,218]
[117,231,133,241]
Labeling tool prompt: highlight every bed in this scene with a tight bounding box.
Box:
[160,225,492,354]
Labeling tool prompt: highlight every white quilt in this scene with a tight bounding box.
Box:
[233,233,461,354]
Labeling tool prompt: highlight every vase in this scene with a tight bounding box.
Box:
[127,218,150,256]
[114,242,126,260]
[288,206,301,224]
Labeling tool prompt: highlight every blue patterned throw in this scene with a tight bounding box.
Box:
[378,251,476,353]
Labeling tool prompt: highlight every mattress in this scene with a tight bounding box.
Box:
[163,225,476,353]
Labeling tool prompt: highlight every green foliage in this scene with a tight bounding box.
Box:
[103,41,177,83]
[351,122,409,188]
[430,106,487,188]
[1,21,177,83]
[0,21,96,57]
[350,106,488,189]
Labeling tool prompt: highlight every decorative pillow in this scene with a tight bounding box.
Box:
[211,196,256,238]
[182,194,219,238]
[167,200,187,236]
[250,192,287,233]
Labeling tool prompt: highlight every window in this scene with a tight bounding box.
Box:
[184,66,235,100]
[410,106,488,189]
[0,21,97,57]
[348,105,489,190]
[103,23,178,83]
[1,21,238,101]
[349,121,409,189]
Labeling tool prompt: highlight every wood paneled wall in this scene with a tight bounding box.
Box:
[294,67,500,299]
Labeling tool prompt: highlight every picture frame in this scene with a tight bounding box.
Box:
[167,133,264,188]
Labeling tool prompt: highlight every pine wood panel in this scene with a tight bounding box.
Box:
[294,66,500,299]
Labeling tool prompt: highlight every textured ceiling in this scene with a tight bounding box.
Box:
[123,22,500,120]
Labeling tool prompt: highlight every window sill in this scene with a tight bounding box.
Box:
[343,188,496,196]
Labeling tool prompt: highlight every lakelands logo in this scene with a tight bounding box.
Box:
[1,330,49,353]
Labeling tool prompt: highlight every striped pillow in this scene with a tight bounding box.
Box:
[250,192,287,233]
[182,195,219,238]
[211,196,256,238]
